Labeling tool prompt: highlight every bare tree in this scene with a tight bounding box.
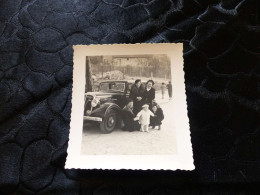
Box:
[85,56,93,92]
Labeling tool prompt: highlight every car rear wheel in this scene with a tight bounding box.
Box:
[100,109,117,133]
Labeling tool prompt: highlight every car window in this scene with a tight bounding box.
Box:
[99,82,125,93]
[127,83,132,93]
[92,85,99,92]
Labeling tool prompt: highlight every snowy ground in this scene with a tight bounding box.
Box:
[81,92,177,155]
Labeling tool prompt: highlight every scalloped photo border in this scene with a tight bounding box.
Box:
[66,43,194,170]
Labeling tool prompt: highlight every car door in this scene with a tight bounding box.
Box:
[114,82,129,109]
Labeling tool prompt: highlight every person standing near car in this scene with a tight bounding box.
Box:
[143,80,155,109]
[130,79,145,116]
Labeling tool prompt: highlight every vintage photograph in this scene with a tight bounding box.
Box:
[82,54,176,155]
[66,43,194,170]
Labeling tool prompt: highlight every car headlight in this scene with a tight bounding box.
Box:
[91,97,100,107]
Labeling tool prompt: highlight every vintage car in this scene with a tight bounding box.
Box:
[84,80,132,133]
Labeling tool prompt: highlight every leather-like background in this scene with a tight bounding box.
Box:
[0,0,259,194]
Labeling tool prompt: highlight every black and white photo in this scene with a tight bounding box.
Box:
[66,43,194,170]
[82,54,176,155]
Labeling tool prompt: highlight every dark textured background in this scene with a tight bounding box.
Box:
[0,0,259,194]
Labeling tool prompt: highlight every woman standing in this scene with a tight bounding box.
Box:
[167,81,172,100]
[143,80,155,109]
[129,79,145,116]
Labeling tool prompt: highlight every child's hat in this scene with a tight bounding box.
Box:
[142,104,149,108]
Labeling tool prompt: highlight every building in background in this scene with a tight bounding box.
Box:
[89,55,171,80]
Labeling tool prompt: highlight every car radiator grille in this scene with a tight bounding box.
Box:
[85,100,92,111]
[84,95,93,114]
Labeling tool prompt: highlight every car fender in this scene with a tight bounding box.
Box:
[104,103,121,117]
[91,103,121,118]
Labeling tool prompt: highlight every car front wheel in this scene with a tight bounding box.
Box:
[100,109,117,133]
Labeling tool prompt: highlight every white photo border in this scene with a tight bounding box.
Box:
[66,43,194,170]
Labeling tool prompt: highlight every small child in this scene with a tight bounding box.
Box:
[134,104,154,132]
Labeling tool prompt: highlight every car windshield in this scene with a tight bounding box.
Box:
[99,82,125,93]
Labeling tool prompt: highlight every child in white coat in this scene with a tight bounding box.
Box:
[134,104,154,132]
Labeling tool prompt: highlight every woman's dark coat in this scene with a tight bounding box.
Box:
[150,107,164,126]
[143,87,155,108]
[121,106,140,131]
[129,84,145,115]
[167,83,172,97]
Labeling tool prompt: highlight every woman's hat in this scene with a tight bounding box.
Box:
[142,104,149,108]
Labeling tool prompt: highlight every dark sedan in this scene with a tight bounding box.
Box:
[84,81,131,133]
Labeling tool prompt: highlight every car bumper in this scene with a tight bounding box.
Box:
[83,116,102,122]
